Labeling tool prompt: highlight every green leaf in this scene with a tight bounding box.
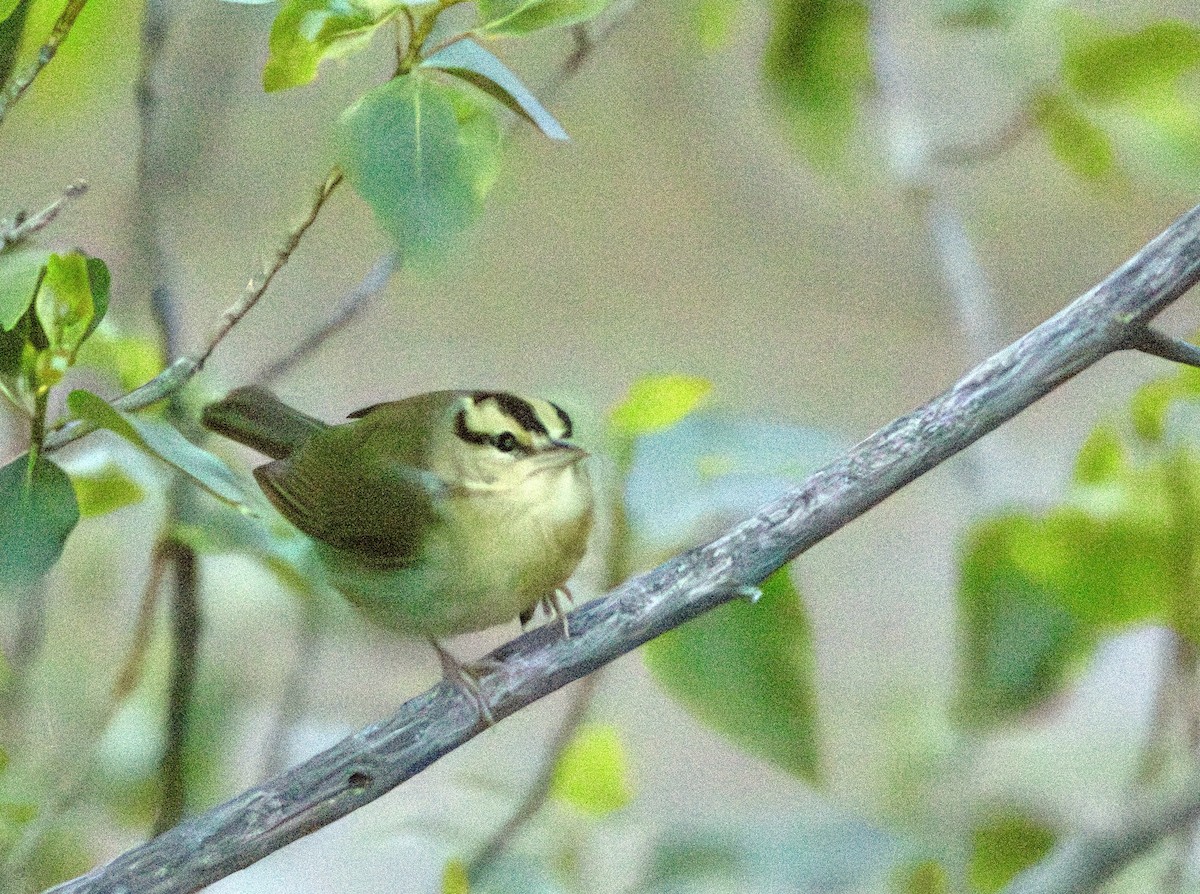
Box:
[263,0,391,92]
[958,506,1179,726]
[1033,90,1116,182]
[609,374,712,438]
[0,0,29,88]
[75,323,165,391]
[66,390,251,509]
[1073,423,1125,485]
[69,462,145,517]
[0,453,79,591]
[337,72,501,260]
[1129,376,1180,443]
[477,0,611,37]
[693,0,739,50]
[1063,18,1200,106]
[937,0,1024,27]
[644,567,822,781]
[34,251,95,358]
[441,859,470,894]
[968,812,1056,893]
[762,0,872,169]
[0,249,47,331]
[550,723,632,816]
[83,257,110,343]
[423,40,568,141]
[896,860,950,894]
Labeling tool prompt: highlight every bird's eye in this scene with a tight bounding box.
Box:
[494,432,518,453]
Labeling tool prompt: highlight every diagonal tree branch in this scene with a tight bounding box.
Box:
[42,204,1200,894]
[1000,769,1200,894]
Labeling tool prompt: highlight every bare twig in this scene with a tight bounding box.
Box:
[44,201,1200,894]
[0,181,88,251]
[192,170,343,371]
[469,674,600,877]
[0,0,89,125]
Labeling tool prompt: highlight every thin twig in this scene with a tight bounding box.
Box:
[44,200,1200,894]
[469,674,600,877]
[931,106,1034,168]
[192,170,343,371]
[0,181,88,251]
[0,0,89,124]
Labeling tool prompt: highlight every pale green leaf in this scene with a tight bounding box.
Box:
[958,505,1179,726]
[937,0,1026,27]
[550,723,632,816]
[693,0,739,50]
[644,567,822,781]
[0,249,47,331]
[1063,17,1200,105]
[423,39,568,140]
[1073,423,1125,485]
[67,390,251,509]
[1033,90,1116,182]
[609,374,712,438]
[968,812,1056,893]
[763,0,872,169]
[75,323,165,391]
[70,462,145,517]
[477,0,611,37]
[34,251,95,358]
[441,859,470,894]
[263,0,390,91]
[337,72,500,259]
[0,453,79,591]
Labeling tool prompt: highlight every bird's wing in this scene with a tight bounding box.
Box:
[253,408,448,567]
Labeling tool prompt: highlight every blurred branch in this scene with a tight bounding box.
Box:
[1001,769,1200,894]
[0,180,87,250]
[254,250,399,387]
[45,201,1200,894]
[135,0,203,836]
[153,540,201,834]
[931,106,1034,167]
[0,0,89,125]
[468,674,600,877]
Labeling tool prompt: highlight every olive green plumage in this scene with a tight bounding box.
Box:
[202,386,593,640]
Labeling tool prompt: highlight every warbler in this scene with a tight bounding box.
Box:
[202,386,594,721]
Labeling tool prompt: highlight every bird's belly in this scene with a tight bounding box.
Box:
[317,467,593,639]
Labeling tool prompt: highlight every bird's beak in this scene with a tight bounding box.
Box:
[526,441,589,473]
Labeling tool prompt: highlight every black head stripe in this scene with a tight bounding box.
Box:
[472,391,548,436]
[454,409,490,445]
[549,402,573,439]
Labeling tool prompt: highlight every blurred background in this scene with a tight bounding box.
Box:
[2,0,1200,889]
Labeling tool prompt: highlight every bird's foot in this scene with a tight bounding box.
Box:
[519,588,575,639]
[430,639,496,727]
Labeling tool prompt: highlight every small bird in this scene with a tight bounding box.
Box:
[202,386,594,722]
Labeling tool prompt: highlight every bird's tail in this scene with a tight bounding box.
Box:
[201,386,329,460]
